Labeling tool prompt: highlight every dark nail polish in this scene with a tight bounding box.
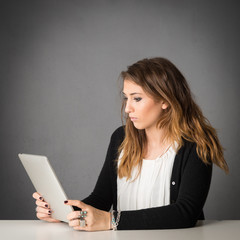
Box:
[45,204,48,208]
[48,210,51,213]
[39,197,43,200]
[48,213,51,215]
[64,200,68,204]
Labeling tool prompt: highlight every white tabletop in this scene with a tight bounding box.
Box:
[0,220,240,240]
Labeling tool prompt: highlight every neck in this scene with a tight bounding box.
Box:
[143,126,172,160]
[145,126,168,147]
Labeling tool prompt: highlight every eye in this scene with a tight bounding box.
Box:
[134,97,142,102]
[123,97,128,101]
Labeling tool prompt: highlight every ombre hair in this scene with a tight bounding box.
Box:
[118,57,228,180]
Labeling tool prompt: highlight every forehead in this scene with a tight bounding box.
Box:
[123,79,160,103]
[123,79,144,94]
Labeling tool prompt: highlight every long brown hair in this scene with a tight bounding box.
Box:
[118,57,229,180]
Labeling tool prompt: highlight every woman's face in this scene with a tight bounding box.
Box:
[123,79,168,130]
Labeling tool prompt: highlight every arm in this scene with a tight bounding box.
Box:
[117,143,212,230]
[82,126,124,211]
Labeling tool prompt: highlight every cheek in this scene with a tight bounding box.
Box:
[140,102,162,120]
[139,101,156,113]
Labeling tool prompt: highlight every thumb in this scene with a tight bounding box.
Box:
[64,199,87,209]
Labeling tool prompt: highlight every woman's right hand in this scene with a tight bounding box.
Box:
[32,192,60,223]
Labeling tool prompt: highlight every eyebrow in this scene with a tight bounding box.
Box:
[122,91,143,96]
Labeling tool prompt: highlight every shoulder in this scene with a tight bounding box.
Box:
[106,126,125,152]
[176,138,212,171]
[110,125,125,141]
[175,139,200,169]
[177,138,197,156]
[181,139,196,153]
[104,126,125,162]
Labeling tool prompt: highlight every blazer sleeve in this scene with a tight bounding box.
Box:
[81,126,124,211]
[117,143,212,230]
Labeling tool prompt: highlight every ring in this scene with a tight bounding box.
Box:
[79,210,87,218]
[79,219,86,227]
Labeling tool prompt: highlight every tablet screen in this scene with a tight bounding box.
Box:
[19,153,73,222]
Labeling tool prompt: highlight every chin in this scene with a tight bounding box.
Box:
[132,123,146,130]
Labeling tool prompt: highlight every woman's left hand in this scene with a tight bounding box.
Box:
[64,200,111,231]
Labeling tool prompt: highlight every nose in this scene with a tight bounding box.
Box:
[125,100,134,114]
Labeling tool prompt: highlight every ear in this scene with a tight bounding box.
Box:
[161,101,169,110]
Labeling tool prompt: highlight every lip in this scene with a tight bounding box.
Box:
[130,117,138,121]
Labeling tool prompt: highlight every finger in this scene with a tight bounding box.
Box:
[69,219,80,227]
[45,218,61,223]
[36,206,52,215]
[36,213,60,223]
[35,200,50,209]
[37,212,51,219]
[64,200,87,209]
[67,211,81,221]
[72,221,89,231]
[73,225,90,231]
[32,192,44,201]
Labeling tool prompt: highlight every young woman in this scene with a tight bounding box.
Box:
[33,57,228,231]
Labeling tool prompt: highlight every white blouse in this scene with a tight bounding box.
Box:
[117,144,177,211]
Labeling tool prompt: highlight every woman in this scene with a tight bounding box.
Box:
[33,57,228,231]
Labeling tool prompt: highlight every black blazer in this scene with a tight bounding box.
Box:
[82,126,212,230]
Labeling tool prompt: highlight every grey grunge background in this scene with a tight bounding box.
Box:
[0,0,239,220]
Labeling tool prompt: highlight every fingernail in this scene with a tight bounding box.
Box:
[64,200,68,204]
[48,210,51,213]
[39,197,43,200]
[48,213,51,215]
[45,204,48,208]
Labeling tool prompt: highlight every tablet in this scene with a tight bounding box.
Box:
[18,153,73,222]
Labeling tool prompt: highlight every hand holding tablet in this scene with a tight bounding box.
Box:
[18,153,73,222]
[32,192,61,223]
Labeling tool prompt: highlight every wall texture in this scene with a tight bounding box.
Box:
[1,0,239,220]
